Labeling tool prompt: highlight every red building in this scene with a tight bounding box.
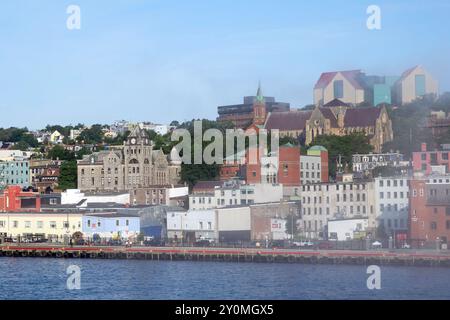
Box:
[412,143,450,175]
[0,186,41,212]
[409,176,450,248]
[220,144,329,186]
[277,144,301,186]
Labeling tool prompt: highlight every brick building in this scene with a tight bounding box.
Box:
[0,186,41,212]
[412,143,450,175]
[217,84,290,129]
[409,175,450,248]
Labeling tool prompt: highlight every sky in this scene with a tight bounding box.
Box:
[0,0,449,130]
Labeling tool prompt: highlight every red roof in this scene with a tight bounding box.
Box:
[314,70,364,90]
[398,66,420,82]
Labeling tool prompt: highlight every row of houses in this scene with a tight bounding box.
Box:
[0,171,449,247]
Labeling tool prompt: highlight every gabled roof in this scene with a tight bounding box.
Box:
[398,65,420,82]
[323,98,351,108]
[314,70,364,90]
[343,107,382,127]
[265,110,313,131]
[318,107,338,127]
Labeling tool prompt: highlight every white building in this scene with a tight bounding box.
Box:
[166,209,217,240]
[61,189,131,207]
[271,218,289,240]
[352,153,405,173]
[189,182,284,211]
[374,176,409,234]
[298,180,376,240]
[328,218,369,241]
[217,206,251,243]
[300,155,322,185]
[0,150,34,162]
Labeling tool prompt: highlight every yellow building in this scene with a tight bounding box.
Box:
[314,70,366,106]
[394,65,439,105]
[0,212,83,241]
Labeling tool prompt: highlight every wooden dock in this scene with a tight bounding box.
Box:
[1,245,450,267]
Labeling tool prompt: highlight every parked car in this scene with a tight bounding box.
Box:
[401,243,411,249]
[144,238,165,247]
[271,240,289,248]
[291,241,314,248]
[318,242,334,250]
[194,239,212,247]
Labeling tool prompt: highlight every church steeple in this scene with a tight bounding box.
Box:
[256,81,265,103]
[253,81,266,125]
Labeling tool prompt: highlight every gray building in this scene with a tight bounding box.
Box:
[77,126,181,193]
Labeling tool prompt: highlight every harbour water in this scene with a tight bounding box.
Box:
[1,257,450,300]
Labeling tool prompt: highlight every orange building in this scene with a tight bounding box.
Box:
[0,186,41,212]
[409,176,450,248]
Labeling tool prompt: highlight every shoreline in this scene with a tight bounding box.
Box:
[2,244,450,267]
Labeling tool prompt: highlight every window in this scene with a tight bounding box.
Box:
[430,222,437,230]
[13,221,19,228]
[50,221,57,229]
[116,220,120,226]
[415,74,426,96]
[25,221,31,228]
[333,80,344,99]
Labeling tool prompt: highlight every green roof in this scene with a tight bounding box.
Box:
[308,145,327,151]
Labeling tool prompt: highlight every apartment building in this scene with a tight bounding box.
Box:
[298,180,376,239]
[374,176,410,235]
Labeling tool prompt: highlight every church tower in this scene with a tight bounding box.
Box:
[123,125,153,189]
[253,82,267,126]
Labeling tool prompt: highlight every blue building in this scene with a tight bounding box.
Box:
[0,158,30,188]
[82,213,140,240]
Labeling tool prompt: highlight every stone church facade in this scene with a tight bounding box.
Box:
[77,126,181,193]
[265,99,393,153]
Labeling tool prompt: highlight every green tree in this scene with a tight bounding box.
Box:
[77,124,104,144]
[285,213,299,239]
[313,133,374,178]
[59,160,78,190]
[176,119,234,187]
[376,223,388,240]
[11,141,30,151]
[47,145,76,161]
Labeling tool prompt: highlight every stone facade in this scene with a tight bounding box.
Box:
[265,100,393,153]
[77,126,181,192]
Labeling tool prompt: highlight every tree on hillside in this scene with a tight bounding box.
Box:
[382,101,434,156]
[176,119,235,187]
[313,133,373,178]
[76,124,104,144]
[59,160,77,190]
[47,145,76,161]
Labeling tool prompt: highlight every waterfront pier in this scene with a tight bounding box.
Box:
[1,244,450,267]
